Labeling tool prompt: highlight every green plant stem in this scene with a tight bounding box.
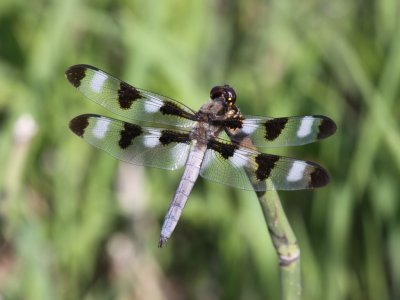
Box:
[236,124,302,299]
[256,189,301,300]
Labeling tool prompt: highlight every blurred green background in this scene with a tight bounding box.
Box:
[0,0,399,299]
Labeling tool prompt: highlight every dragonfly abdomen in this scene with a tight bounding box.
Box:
[158,143,207,247]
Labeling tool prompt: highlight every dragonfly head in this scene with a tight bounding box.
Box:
[210,85,237,108]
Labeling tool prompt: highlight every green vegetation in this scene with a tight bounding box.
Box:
[0,0,399,299]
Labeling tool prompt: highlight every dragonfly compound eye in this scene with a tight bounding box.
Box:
[224,86,237,105]
[210,85,237,105]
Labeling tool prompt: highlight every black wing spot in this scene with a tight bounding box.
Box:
[159,130,190,145]
[65,65,87,88]
[255,154,280,181]
[317,116,337,139]
[308,166,330,188]
[119,123,143,149]
[160,101,195,120]
[212,117,243,129]
[264,118,288,141]
[69,115,90,137]
[118,82,143,109]
[207,140,237,159]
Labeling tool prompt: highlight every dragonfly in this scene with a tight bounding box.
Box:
[66,64,337,247]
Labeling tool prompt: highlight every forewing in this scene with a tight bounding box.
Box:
[200,139,330,191]
[228,115,336,148]
[69,114,191,170]
[65,64,197,128]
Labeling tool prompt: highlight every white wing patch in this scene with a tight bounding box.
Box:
[241,121,259,135]
[169,143,190,170]
[93,117,110,139]
[143,129,161,148]
[229,149,248,168]
[286,161,306,182]
[200,150,213,170]
[143,95,163,113]
[297,117,314,138]
[90,72,108,93]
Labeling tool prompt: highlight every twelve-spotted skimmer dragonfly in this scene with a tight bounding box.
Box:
[66,64,336,247]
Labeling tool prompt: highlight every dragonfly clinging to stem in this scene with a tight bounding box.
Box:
[66,64,337,247]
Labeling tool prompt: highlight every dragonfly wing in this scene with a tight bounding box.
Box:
[66,64,197,128]
[69,114,192,170]
[227,115,336,148]
[200,138,330,191]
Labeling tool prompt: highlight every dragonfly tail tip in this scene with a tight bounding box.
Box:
[158,236,169,248]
